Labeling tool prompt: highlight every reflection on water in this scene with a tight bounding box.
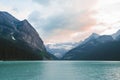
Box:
[0,61,120,80]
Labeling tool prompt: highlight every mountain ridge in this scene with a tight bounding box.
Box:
[63,30,120,60]
[0,11,52,60]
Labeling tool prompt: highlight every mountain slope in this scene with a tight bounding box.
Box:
[63,32,120,60]
[0,11,51,60]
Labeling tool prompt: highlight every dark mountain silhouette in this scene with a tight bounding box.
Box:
[0,11,52,60]
[63,32,120,60]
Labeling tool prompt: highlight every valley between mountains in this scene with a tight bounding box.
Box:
[0,11,120,60]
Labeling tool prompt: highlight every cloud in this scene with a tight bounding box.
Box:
[1,0,120,44]
[92,0,120,35]
[0,0,34,20]
[28,11,42,26]
[0,0,101,44]
[28,11,73,38]
[27,0,98,43]
[41,15,68,31]
[12,8,19,12]
[33,0,51,6]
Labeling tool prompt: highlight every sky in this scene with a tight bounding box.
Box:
[0,0,120,44]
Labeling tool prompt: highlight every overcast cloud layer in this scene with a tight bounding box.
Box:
[0,0,120,44]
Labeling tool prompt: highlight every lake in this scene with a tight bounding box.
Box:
[0,61,120,80]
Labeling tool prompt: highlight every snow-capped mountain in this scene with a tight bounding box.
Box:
[79,33,100,46]
[97,35,114,43]
[46,42,79,58]
[63,30,120,60]
[46,31,116,59]
[112,30,120,40]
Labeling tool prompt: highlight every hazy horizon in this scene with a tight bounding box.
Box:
[0,0,120,44]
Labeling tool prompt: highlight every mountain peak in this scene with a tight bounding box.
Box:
[79,33,99,46]
[112,29,120,39]
[0,11,9,14]
[85,33,99,41]
[0,11,19,21]
[0,11,19,28]
[90,33,99,38]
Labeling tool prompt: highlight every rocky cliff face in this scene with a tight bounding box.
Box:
[0,11,50,60]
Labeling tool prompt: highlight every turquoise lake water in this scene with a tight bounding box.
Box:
[0,61,120,80]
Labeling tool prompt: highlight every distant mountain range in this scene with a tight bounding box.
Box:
[46,42,79,59]
[63,30,120,60]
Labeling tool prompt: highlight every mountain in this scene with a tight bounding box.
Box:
[112,30,120,39]
[63,32,120,60]
[0,11,52,60]
[83,33,100,43]
[79,33,100,46]
[46,42,78,59]
[112,30,120,40]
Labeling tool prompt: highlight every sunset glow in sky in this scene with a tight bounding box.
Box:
[0,0,120,44]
